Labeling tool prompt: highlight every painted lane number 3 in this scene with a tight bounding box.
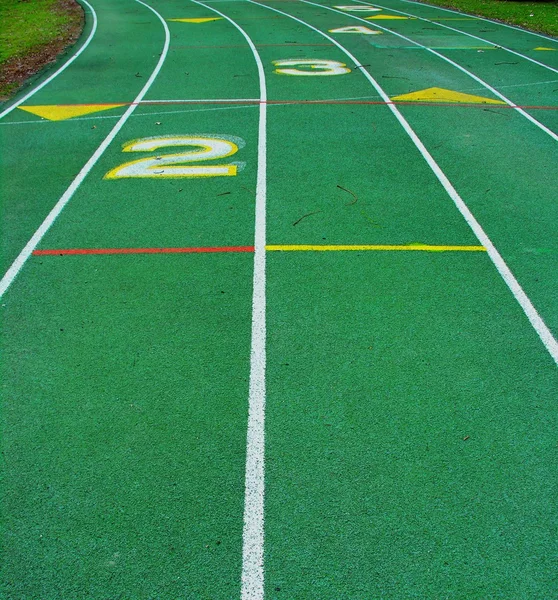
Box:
[105,135,243,179]
[273,59,351,76]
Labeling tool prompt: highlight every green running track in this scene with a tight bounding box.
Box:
[1,0,557,597]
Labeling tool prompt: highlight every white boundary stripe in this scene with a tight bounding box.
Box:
[140,98,260,103]
[400,0,558,44]
[302,0,558,142]
[250,0,558,365]
[0,0,170,299]
[191,1,268,598]
[5,80,558,127]
[0,94,390,126]
[0,0,98,121]
[357,0,558,75]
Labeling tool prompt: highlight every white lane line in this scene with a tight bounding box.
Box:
[0,94,385,126]
[472,78,558,91]
[357,0,558,75]
[301,0,558,142]
[0,0,170,298]
[399,0,558,44]
[142,94,382,103]
[0,104,259,126]
[0,0,98,121]
[191,2,268,598]
[250,0,558,365]
[455,79,558,95]
[4,79,557,127]
[140,98,260,103]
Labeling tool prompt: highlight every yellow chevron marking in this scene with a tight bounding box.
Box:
[391,87,505,104]
[168,17,222,23]
[18,104,126,121]
[366,15,414,19]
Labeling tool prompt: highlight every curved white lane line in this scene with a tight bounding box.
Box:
[191,2,268,598]
[249,0,558,365]
[400,0,558,44]
[301,0,558,142]
[0,0,98,120]
[0,0,170,298]
[356,0,558,75]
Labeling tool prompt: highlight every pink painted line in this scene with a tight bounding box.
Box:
[33,246,255,256]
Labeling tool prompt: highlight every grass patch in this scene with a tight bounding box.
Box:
[415,0,558,37]
[0,0,83,99]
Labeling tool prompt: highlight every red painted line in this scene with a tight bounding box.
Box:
[260,43,334,47]
[173,43,335,48]
[33,246,255,256]
[37,98,558,110]
[264,100,558,111]
[134,99,558,111]
[46,100,558,111]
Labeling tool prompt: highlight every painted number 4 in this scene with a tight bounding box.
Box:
[105,135,244,179]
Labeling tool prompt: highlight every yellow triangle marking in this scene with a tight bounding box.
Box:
[168,17,222,23]
[391,87,505,105]
[534,47,557,51]
[366,15,413,19]
[18,104,126,121]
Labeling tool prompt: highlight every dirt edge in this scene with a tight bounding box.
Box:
[0,0,85,100]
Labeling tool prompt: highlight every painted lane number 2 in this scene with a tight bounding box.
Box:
[105,135,243,179]
[273,59,351,76]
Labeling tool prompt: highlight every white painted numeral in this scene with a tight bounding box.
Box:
[329,26,382,34]
[333,5,382,11]
[273,59,351,76]
[105,135,243,179]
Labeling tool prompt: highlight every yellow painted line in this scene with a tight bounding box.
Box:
[266,244,487,252]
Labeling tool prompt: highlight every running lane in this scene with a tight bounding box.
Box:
[0,0,167,274]
[1,0,557,597]
[2,0,260,596]
[223,0,558,597]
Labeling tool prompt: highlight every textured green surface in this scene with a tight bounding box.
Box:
[2,254,252,598]
[266,251,557,598]
[1,0,557,597]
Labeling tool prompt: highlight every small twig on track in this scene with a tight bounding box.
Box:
[337,184,358,206]
[293,210,322,226]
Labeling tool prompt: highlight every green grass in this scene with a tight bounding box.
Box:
[0,0,83,97]
[0,0,75,63]
[416,0,558,37]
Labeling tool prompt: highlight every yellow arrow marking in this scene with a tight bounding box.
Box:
[168,17,222,23]
[266,244,486,252]
[391,87,505,105]
[18,104,126,121]
[534,47,557,51]
[366,15,414,19]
